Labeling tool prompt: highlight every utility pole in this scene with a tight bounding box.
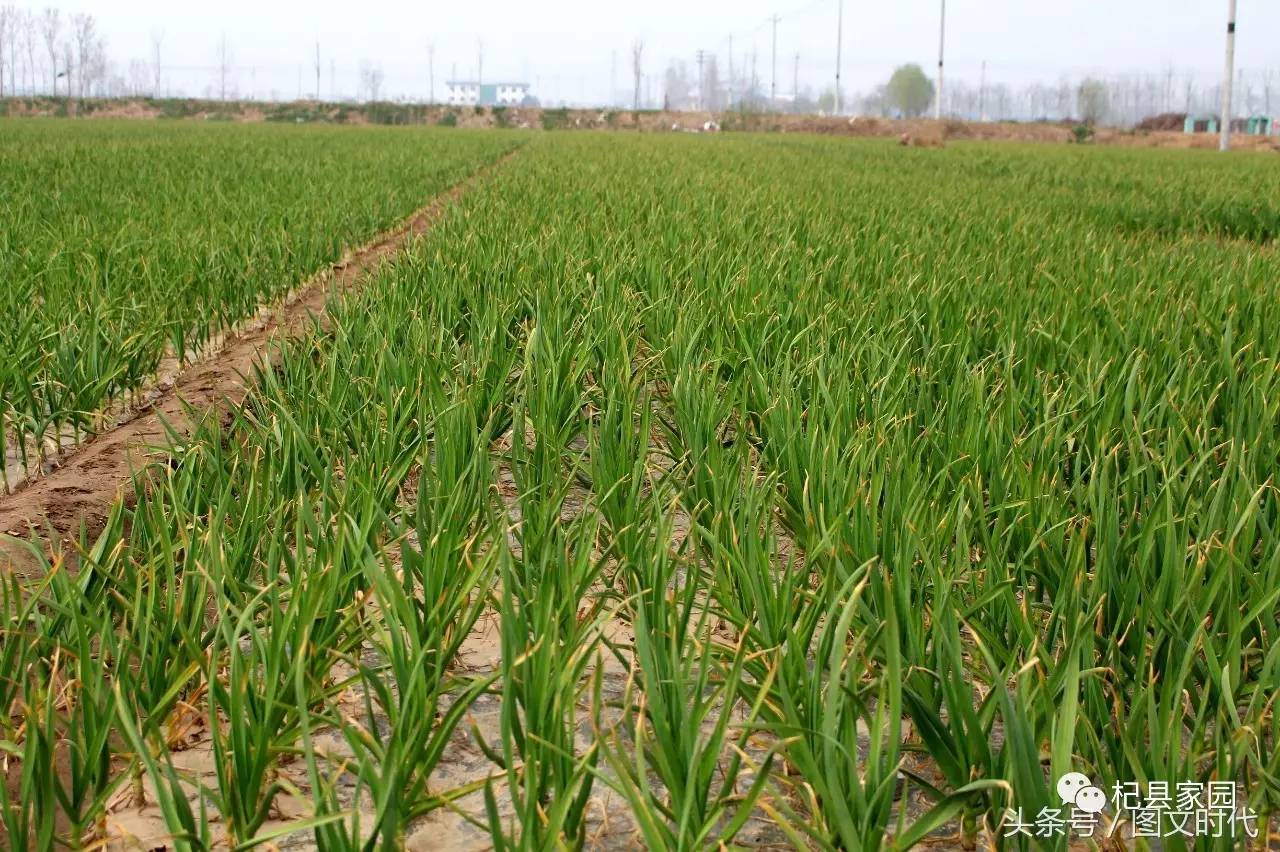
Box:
[1220,0,1236,151]
[314,40,321,100]
[611,49,617,107]
[769,15,780,109]
[936,0,946,120]
[834,0,844,115]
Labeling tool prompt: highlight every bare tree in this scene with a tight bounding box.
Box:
[663,60,691,111]
[750,46,759,106]
[359,60,384,102]
[150,29,163,96]
[631,39,643,110]
[40,7,57,94]
[5,7,18,94]
[128,57,148,96]
[1077,77,1110,125]
[72,13,96,97]
[22,9,36,94]
[0,6,9,98]
[87,35,107,96]
[216,33,231,100]
[60,39,70,98]
[704,55,722,111]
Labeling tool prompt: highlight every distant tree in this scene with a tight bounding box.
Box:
[704,55,722,111]
[24,10,38,93]
[792,87,817,115]
[72,13,95,96]
[7,11,22,94]
[1077,77,1109,125]
[0,7,9,97]
[359,61,384,102]
[8,11,21,93]
[150,29,163,96]
[426,41,435,104]
[886,63,934,118]
[816,87,837,114]
[60,40,70,97]
[40,8,59,94]
[128,57,148,96]
[631,40,643,110]
[664,60,691,111]
[215,33,232,101]
[860,84,891,117]
[990,83,1011,120]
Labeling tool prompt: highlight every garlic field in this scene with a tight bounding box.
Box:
[1,125,1278,850]
[0,122,515,487]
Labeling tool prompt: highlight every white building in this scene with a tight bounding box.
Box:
[445,81,531,107]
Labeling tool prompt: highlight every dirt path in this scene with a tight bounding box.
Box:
[0,148,519,573]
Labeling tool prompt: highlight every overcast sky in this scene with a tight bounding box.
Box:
[54,0,1280,105]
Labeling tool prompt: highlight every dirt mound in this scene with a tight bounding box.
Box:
[85,100,162,120]
[1094,128,1280,151]
[754,113,1071,144]
[898,125,946,148]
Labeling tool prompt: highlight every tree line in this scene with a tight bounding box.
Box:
[0,7,129,99]
[3,3,1276,127]
[656,56,1276,127]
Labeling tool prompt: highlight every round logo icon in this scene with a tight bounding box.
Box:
[1074,785,1107,814]
[1056,772,1092,805]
